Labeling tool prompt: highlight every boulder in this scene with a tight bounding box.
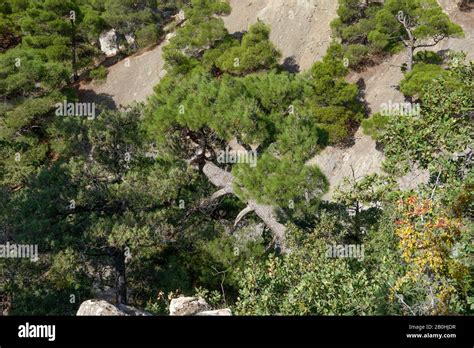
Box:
[77,300,152,316]
[165,32,176,43]
[125,33,136,45]
[99,29,119,57]
[77,300,126,316]
[175,10,186,24]
[195,309,232,316]
[169,297,211,316]
[169,296,232,316]
[117,304,153,316]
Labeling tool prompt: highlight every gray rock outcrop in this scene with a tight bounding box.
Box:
[195,309,232,316]
[99,30,119,57]
[169,297,211,316]
[77,300,126,316]
[169,296,232,316]
[76,300,152,316]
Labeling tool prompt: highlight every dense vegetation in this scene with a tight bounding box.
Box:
[0,0,472,316]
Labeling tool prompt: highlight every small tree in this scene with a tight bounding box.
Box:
[377,0,463,71]
[215,22,281,75]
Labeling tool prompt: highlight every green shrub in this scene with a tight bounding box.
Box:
[215,22,281,75]
[89,65,108,82]
[136,24,161,48]
[400,63,447,98]
[413,51,443,65]
[368,30,389,52]
[362,113,390,141]
[345,44,369,68]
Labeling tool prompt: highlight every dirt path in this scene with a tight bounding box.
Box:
[437,0,474,59]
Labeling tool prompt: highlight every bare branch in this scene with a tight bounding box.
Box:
[234,205,255,227]
[198,160,289,253]
[430,171,442,200]
[388,283,416,315]
[210,187,234,201]
[414,34,446,49]
[397,12,415,44]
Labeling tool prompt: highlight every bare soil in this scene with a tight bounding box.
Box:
[78,43,167,108]
[223,0,338,71]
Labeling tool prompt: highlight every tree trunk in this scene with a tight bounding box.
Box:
[397,12,416,72]
[200,160,289,252]
[70,19,78,82]
[112,248,127,305]
[407,44,415,72]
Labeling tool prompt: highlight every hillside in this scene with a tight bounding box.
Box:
[1,0,472,321]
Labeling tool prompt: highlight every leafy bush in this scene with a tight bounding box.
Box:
[345,44,370,68]
[362,113,390,141]
[215,22,281,75]
[136,24,161,48]
[414,51,443,65]
[89,65,108,82]
[400,63,447,98]
[234,227,387,315]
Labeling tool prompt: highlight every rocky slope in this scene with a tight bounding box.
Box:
[312,0,473,199]
[223,0,338,71]
[78,39,168,108]
[78,0,473,200]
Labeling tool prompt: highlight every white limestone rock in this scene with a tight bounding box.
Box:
[77,300,126,316]
[169,297,211,316]
[77,300,152,316]
[99,29,119,57]
[195,309,232,316]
